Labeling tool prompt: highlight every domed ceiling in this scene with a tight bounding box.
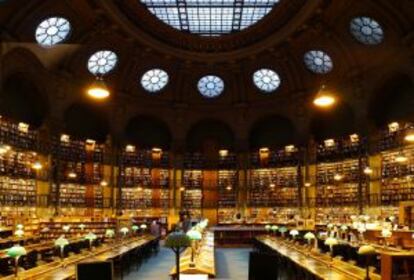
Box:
[0,0,413,147]
[140,0,280,36]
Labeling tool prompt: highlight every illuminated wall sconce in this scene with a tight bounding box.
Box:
[404,127,414,142]
[60,134,70,143]
[388,122,399,133]
[350,134,359,143]
[269,183,275,189]
[68,172,77,179]
[285,145,296,153]
[259,147,270,166]
[395,152,408,163]
[219,149,229,157]
[85,139,96,152]
[100,180,108,187]
[334,173,343,181]
[180,187,185,192]
[32,161,43,170]
[125,145,136,153]
[363,167,373,175]
[0,144,11,154]
[324,139,336,148]
[18,122,29,133]
[152,147,162,162]
[304,182,311,187]
[226,185,232,191]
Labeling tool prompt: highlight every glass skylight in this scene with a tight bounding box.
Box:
[198,75,224,98]
[140,0,281,36]
[303,50,333,74]
[350,17,384,45]
[87,50,118,75]
[35,17,71,47]
[141,69,169,92]
[253,69,280,93]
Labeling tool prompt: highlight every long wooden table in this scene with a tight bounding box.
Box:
[0,236,156,280]
[170,232,215,278]
[256,236,381,280]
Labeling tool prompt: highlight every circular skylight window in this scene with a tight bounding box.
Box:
[304,50,333,74]
[350,17,384,45]
[87,50,118,75]
[140,0,281,36]
[141,69,169,93]
[198,75,224,98]
[253,69,281,93]
[35,17,71,47]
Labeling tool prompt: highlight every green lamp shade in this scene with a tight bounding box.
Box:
[358,245,376,255]
[340,225,349,231]
[165,232,191,248]
[271,225,278,231]
[381,229,392,238]
[289,229,299,236]
[14,229,24,237]
[120,227,129,234]
[84,232,97,241]
[62,225,71,232]
[7,245,27,258]
[105,229,115,238]
[304,232,316,240]
[79,224,86,230]
[16,224,24,230]
[55,236,69,248]
[140,224,147,229]
[324,237,338,246]
[131,225,139,231]
[187,230,202,241]
[265,225,271,230]
[278,226,287,233]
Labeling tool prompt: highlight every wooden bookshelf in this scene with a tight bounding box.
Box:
[51,183,103,208]
[248,167,299,207]
[381,145,414,205]
[316,159,367,207]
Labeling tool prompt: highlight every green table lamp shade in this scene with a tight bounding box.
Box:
[15,229,24,237]
[7,245,27,258]
[187,229,202,241]
[84,232,97,241]
[278,226,287,233]
[165,232,191,248]
[327,223,334,229]
[131,225,139,232]
[358,245,376,255]
[324,237,338,247]
[199,220,208,229]
[265,225,271,231]
[340,225,348,231]
[79,224,86,230]
[55,236,69,248]
[105,229,115,238]
[381,228,392,238]
[62,225,71,232]
[120,227,129,235]
[289,229,299,237]
[16,224,24,230]
[271,225,278,232]
[140,224,147,229]
[304,232,316,240]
